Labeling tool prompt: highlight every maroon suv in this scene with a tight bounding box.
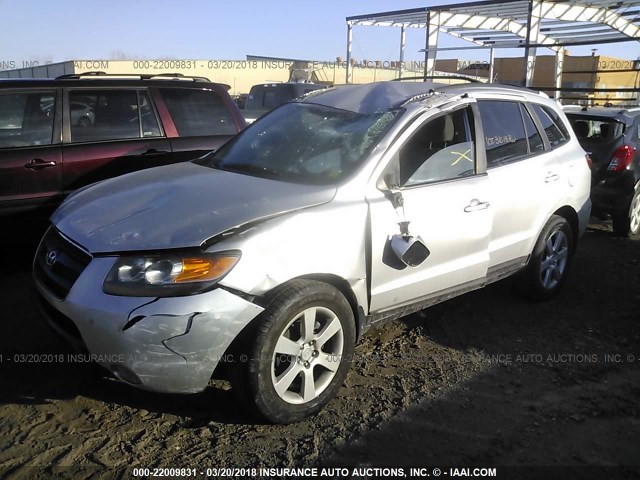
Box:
[0,73,246,216]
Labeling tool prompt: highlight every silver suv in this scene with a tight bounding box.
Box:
[33,81,591,423]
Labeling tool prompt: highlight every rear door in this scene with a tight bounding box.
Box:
[475,99,563,267]
[61,88,173,192]
[0,88,62,215]
[155,87,241,162]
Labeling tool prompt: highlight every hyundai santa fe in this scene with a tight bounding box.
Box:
[33,81,591,423]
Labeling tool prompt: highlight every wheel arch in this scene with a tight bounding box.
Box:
[553,205,579,250]
[255,274,364,340]
[215,274,364,380]
[288,273,364,340]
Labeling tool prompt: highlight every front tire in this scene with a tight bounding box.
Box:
[521,215,574,300]
[232,280,355,424]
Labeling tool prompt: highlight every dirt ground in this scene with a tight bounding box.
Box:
[0,219,639,478]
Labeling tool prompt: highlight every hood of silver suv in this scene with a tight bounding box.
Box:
[52,162,336,253]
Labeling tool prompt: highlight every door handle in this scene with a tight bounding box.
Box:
[142,149,168,155]
[545,172,560,183]
[24,159,57,170]
[464,199,490,213]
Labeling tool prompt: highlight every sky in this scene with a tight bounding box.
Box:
[1,0,639,68]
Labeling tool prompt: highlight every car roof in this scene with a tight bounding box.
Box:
[250,82,326,88]
[300,81,546,114]
[564,106,640,123]
[0,76,231,91]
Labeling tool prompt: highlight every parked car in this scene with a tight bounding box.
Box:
[0,73,245,216]
[69,101,95,127]
[564,106,640,236]
[34,81,591,423]
[233,93,248,110]
[243,81,327,123]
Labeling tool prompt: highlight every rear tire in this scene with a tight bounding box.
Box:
[612,189,640,237]
[230,280,355,424]
[520,215,574,301]
[612,211,630,237]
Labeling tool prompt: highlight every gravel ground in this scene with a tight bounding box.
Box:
[0,220,639,478]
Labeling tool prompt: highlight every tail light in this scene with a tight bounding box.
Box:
[585,153,593,169]
[607,145,636,172]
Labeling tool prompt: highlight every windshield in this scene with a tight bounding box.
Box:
[197,102,401,185]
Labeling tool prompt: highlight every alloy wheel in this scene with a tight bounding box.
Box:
[540,230,569,289]
[270,306,344,405]
[630,194,640,234]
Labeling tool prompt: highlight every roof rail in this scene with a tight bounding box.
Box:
[56,71,107,78]
[55,72,213,83]
[400,91,471,109]
[392,74,481,84]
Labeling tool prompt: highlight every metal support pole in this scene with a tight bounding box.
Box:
[423,13,431,79]
[346,23,353,84]
[554,48,564,101]
[489,48,495,83]
[524,0,541,87]
[399,26,406,79]
[522,0,533,86]
[424,12,440,78]
[636,54,640,106]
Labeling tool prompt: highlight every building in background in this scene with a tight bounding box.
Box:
[0,57,482,96]
[1,53,638,105]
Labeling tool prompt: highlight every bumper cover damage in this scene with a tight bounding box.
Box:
[35,257,264,394]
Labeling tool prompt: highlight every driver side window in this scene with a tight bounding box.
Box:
[399,107,476,187]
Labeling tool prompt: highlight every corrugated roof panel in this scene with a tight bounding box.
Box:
[348,0,640,47]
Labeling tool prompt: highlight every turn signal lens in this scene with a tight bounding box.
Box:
[174,257,239,283]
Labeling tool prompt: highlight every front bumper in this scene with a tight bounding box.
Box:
[34,256,264,394]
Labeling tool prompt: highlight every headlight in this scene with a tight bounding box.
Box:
[103,251,240,297]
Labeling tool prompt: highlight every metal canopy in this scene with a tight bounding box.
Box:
[347,1,640,48]
[345,0,640,92]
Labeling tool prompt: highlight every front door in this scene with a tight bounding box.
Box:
[368,105,492,313]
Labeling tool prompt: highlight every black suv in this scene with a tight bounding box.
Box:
[243,82,327,123]
[0,73,245,216]
[565,107,640,236]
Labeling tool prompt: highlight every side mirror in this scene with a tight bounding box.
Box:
[390,234,430,267]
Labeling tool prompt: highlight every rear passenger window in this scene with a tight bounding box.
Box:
[520,104,545,154]
[0,91,55,148]
[531,104,569,148]
[69,90,140,143]
[160,88,237,137]
[477,101,528,167]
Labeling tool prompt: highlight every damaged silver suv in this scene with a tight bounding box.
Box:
[33,81,591,423]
